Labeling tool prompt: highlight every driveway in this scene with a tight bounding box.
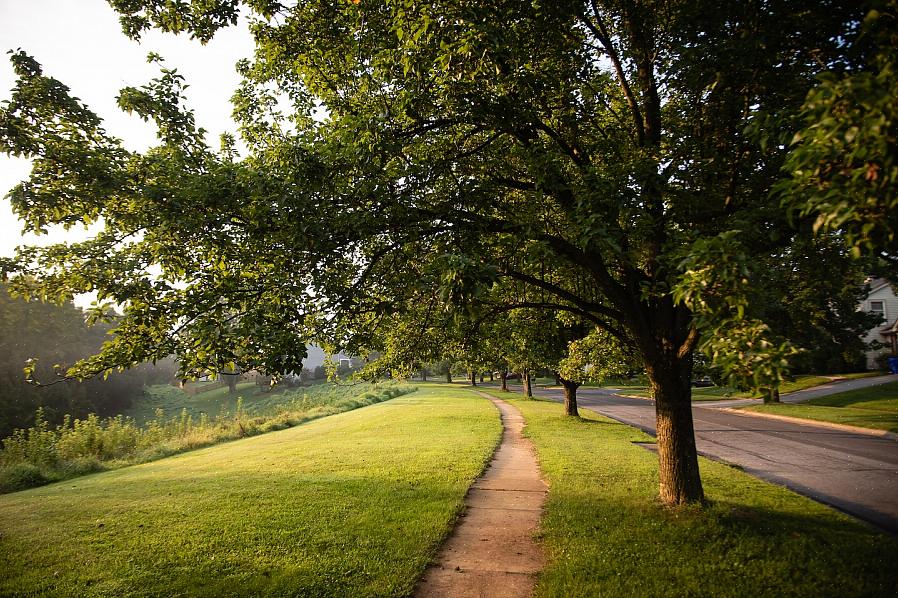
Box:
[499,380,898,535]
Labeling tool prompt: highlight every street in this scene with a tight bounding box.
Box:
[504,380,898,534]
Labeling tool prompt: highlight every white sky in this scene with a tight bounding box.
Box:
[0,0,254,258]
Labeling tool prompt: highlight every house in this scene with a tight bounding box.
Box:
[861,278,898,369]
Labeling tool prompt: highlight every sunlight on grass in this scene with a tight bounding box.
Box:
[618,374,876,401]
[479,392,898,596]
[0,386,501,596]
[743,380,898,432]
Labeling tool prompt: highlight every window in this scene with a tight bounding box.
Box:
[870,300,885,318]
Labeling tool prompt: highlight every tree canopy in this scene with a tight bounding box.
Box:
[1,0,886,505]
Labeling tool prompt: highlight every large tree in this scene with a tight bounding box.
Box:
[0,1,867,504]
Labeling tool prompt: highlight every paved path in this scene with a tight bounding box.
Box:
[498,382,898,534]
[415,392,546,598]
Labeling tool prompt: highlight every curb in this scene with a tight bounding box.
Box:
[719,407,898,442]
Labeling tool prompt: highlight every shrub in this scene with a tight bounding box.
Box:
[0,462,49,493]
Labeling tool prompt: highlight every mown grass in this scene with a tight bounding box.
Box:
[0,382,416,494]
[127,381,380,424]
[619,373,879,401]
[0,385,501,597]
[480,391,898,597]
[742,380,898,433]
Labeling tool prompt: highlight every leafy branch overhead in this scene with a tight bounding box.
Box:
[1,0,889,506]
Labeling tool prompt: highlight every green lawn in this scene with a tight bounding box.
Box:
[618,373,881,401]
[127,381,384,424]
[742,380,898,433]
[480,391,898,596]
[0,386,501,597]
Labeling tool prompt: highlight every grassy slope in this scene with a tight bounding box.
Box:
[482,392,898,597]
[742,380,898,433]
[0,386,501,597]
[127,381,384,424]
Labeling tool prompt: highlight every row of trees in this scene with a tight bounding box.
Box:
[1,0,895,505]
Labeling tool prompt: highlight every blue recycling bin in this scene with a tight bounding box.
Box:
[889,357,898,375]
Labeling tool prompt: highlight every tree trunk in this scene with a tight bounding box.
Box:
[445,370,452,383]
[522,370,533,397]
[479,372,484,383]
[421,369,427,382]
[489,371,494,382]
[469,370,477,386]
[560,378,580,417]
[500,370,508,391]
[554,372,562,386]
[763,387,780,404]
[647,358,705,505]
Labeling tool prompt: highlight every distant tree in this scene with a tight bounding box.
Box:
[0,284,144,437]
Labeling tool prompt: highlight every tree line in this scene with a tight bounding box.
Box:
[0,285,175,438]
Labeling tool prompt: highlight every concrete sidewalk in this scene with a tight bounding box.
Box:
[415,392,546,597]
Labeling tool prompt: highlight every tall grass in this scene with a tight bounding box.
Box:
[0,382,415,493]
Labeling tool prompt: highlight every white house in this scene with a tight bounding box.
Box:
[861,278,898,369]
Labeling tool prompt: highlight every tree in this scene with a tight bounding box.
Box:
[0,1,867,505]
[556,324,639,416]
[0,284,158,438]
[779,1,898,267]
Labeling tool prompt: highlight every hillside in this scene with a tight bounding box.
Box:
[0,386,501,596]
[126,381,390,424]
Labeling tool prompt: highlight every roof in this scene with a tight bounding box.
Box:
[867,277,894,295]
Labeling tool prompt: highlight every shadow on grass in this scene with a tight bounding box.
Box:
[539,488,898,597]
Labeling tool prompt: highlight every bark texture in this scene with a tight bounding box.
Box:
[648,358,704,505]
[560,378,580,417]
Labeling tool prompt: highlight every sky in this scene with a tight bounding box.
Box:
[0,0,255,258]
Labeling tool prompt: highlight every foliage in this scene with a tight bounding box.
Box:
[779,1,898,265]
[557,326,638,384]
[0,284,175,438]
[0,386,500,596]
[0,381,416,493]
[0,52,310,381]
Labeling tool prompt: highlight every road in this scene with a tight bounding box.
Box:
[504,379,898,534]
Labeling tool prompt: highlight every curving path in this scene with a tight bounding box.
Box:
[415,392,547,598]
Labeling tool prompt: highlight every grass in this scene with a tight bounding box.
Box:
[618,373,881,401]
[127,381,367,424]
[0,381,417,494]
[480,391,898,596]
[742,380,898,433]
[0,385,501,597]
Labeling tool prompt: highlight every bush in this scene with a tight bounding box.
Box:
[0,462,49,493]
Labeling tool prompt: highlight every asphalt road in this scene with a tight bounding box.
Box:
[514,381,898,535]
